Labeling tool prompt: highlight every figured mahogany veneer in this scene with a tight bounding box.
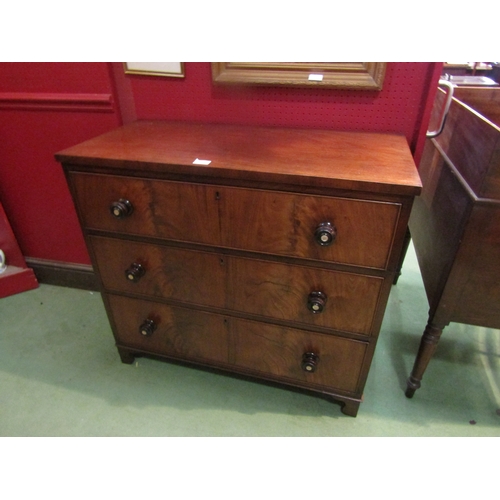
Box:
[57,120,421,417]
[71,173,401,269]
[89,235,383,335]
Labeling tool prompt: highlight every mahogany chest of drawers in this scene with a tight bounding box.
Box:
[56,120,421,416]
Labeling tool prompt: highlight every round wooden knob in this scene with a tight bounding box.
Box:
[110,199,133,219]
[139,319,156,337]
[301,352,319,373]
[307,291,327,314]
[314,222,336,246]
[125,263,145,283]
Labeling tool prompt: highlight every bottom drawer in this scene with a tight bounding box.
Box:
[230,318,368,394]
[106,294,368,395]
[107,295,229,364]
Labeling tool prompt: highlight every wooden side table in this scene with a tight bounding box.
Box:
[405,87,500,397]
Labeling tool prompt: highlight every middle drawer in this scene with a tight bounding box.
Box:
[91,236,382,336]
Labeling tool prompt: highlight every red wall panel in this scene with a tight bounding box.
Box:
[0,63,121,265]
[0,62,114,93]
[0,110,120,263]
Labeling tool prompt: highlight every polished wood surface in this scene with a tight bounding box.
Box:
[90,236,227,309]
[231,318,368,393]
[406,88,500,397]
[74,172,402,269]
[59,120,420,416]
[218,185,401,269]
[226,257,382,334]
[108,294,229,364]
[430,87,500,199]
[454,86,500,127]
[90,235,383,336]
[57,120,421,196]
[71,173,222,246]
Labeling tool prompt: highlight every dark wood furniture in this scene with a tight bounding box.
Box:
[56,120,421,417]
[406,87,500,398]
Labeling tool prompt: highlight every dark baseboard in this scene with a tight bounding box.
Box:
[25,257,99,291]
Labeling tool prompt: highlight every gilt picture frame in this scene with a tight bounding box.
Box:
[211,62,386,90]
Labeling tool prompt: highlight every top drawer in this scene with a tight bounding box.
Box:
[69,172,401,269]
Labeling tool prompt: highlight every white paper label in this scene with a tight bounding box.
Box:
[308,74,323,81]
[193,158,212,165]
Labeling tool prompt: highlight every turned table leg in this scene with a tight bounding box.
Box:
[405,320,444,398]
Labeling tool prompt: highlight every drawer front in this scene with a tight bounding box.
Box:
[107,295,229,364]
[220,186,401,269]
[107,295,367,394]
[92,236,382,335]
[227,256,382,335]
[230,318,368,394]
[71,172,400,269]
[70,172,221,245]
[90,236,227,309]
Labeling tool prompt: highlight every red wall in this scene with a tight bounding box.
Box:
[0,63,122,265]
[0,62,441,266]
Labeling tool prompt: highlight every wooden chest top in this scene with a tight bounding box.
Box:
[56,120,421,196]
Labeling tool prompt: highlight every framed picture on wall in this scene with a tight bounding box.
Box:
[212,63,386,90]
[124,62,185,78]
